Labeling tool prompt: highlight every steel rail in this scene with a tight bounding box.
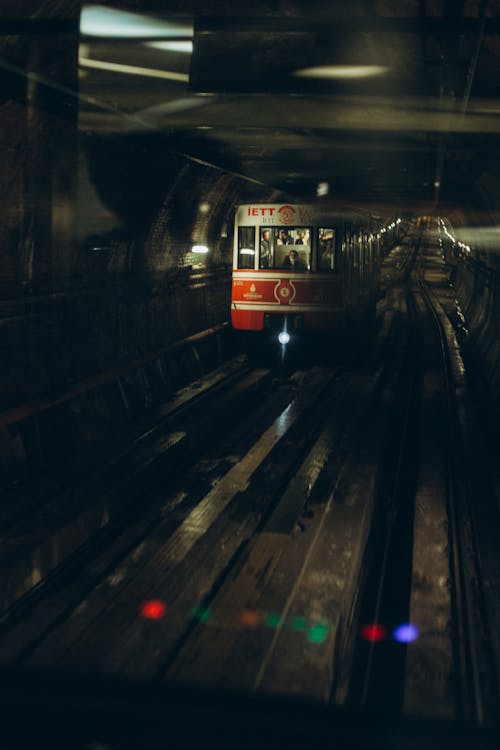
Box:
[358,239,421,708]
[0,367,336,673]
[416,231,484,725]
[0,361,270,632]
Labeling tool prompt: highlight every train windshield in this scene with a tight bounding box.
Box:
[259,227,311,270]
[237,226,256,269]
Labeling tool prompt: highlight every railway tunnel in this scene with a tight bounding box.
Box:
[1,2,500,749]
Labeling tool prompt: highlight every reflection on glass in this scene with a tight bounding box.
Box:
[238,226,256,269]
[80,5,193,39]
[318,228,336,271]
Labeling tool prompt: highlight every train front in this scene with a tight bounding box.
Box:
[231,204,343,360]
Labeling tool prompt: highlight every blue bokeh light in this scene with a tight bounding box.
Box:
[393,623,419,643]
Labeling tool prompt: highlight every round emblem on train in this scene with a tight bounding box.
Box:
[278,205,296,224]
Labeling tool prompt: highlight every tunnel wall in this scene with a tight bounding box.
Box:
[0,119,251,488]
[0,11,279,488]
[448,174,500,416]
[1,120,246,417]
[452,251,500,410]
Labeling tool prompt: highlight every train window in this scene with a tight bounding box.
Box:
[272,227,311,269]
[237,227,256,269]
[318,229,336,271]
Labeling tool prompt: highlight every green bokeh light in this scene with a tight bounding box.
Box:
[308,623,329,643]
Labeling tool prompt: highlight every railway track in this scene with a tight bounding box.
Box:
[348,229,499,728]
[0,356,266,615]
[0,226,498,738]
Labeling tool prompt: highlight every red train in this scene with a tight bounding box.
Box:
[231,203,403,350]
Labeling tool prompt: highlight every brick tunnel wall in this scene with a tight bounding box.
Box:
[0,28,253,416]
[0,132,240,413]
[0,115,244,486]
[0,8,278,485]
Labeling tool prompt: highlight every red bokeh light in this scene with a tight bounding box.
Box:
[140,600,167,620]
[360,623,386,642]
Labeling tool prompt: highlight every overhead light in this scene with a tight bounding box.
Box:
[80,5,193,39]
[145,41,193,53]
[239,248,255,255]
[192,245,209,254]
[78,57,189,83]
[293,65,390,80]
[316,182,329,197]
[198,202,211,214]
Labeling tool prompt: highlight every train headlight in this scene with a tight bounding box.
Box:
[278,331,290,345]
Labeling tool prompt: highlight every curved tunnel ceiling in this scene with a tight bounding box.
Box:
[74,1,500,219]
[5,1,496,219]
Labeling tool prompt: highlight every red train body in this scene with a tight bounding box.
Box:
[230,203,401,344]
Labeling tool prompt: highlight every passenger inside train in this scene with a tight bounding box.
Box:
[275,228,293,246]
[259,229,272,268]
[258,227,310,269]
[283,249,306,270]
